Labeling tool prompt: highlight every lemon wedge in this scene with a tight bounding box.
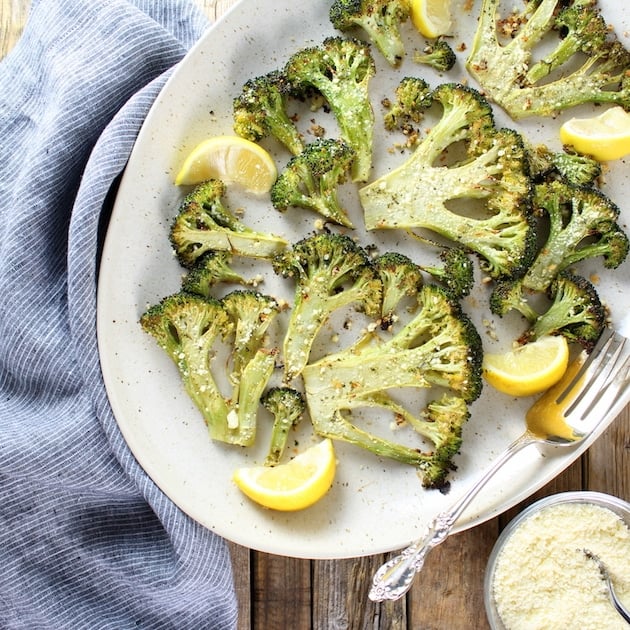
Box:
[233,439,336,511]
[482,335,570,397]
[175,135,277,193]
[559,107,630,162]
[411,0,452,38]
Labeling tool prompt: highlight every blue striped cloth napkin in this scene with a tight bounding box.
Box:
[0,1,238,628]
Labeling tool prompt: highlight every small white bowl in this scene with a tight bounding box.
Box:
[484,491,630,630]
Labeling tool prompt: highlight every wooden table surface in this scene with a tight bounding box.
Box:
[3,1,629,628]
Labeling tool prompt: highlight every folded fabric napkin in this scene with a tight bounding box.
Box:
[0,1,238,627]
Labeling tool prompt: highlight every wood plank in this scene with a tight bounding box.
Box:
[312,556,407,629]
[585,408,630,501]
[251,553,312,629]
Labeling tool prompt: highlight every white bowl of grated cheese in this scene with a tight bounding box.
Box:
[484,491,630,630]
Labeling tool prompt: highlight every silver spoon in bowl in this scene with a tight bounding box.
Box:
[583,549,630,624]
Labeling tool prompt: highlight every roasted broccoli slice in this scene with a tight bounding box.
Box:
[302,284,483,489]
[182,251,254,297]
[169,179,288,268]
[261,387,306,466]
[383,76,433,131]
[139,292,270,446]
[466,0,630,119]
[526,142,602,187]
[221,290,281,381]
[526,272,606,350]
[232,70,304,156]
[420,247,475,299]
[270,138,356,228]
[361,83,536,279]
[414,40,457,72]
[522,180,629,292]
[284,36,376,182]
[329,0,411,67]
[271,233,382,382]
[374,251,424,329]
[490,272,606,351]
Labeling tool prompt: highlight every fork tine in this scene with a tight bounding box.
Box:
[575,351,630,422]
[556,328,622,408]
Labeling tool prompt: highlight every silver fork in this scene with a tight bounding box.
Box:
[369,328,630,602]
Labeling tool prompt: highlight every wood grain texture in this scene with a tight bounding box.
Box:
[3,1,629,628]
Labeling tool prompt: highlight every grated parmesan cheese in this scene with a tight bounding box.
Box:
[492,501,630,629]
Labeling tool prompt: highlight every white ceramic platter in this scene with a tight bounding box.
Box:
[97,0,630,558]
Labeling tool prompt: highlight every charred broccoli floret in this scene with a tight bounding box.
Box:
[140,292,276,446]
[420,247,475,299]
[374,251,424,329]
[523,180,629,292]
[261,387,306,466]
[490,272,606,351]
[361,83,536,279]
[526,272,606,350]
[284,37,376,182]
[182,251,254,297]
[233,70,304,155]
[329,0,411,67]
[383,76,433,131]
[414,40,457,72]
[302,284,483,489]
[169,179,288,268]
[466,0,630,119]
[526,142,602,187]
[271,233,382,382]
[270,138,356,228]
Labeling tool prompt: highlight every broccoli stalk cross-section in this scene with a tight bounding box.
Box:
[360,83,536,279]
[302,284,483,489]
[284,36,376,182]
[140,291,279,447]
[490,271,606,351]
[523,180,629,292]
[270,138,356,228]
[170,179,288,268]
[233,70,305,156]
[271,232,382,383]
[466,0,630,119]
[329,0,411,67]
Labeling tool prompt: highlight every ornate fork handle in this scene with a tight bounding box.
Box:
[369,432,533,602]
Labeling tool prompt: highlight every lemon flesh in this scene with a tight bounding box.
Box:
[175,135,277,193]
[559,107,630,162]
[482,335,570,397]
[233,439,336,511]
[411,0,452,38]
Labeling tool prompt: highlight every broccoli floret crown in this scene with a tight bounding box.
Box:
[374,251,424,329]
[414,40,457,73]
[233,70,304,155]
[466,0,630,118]
[284,36,376,182]
[329,0,411,67]
[270,138,356,227]
[420,247,475,300]
[182,251,251,297]
[383,76,433,131]
[261,387,306,466]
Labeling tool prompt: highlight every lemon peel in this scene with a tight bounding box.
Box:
[560,107,630,162]
[233,439,336,511]
[482,335,570,397]
[410,0,452,38]
[175,135,277,193]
